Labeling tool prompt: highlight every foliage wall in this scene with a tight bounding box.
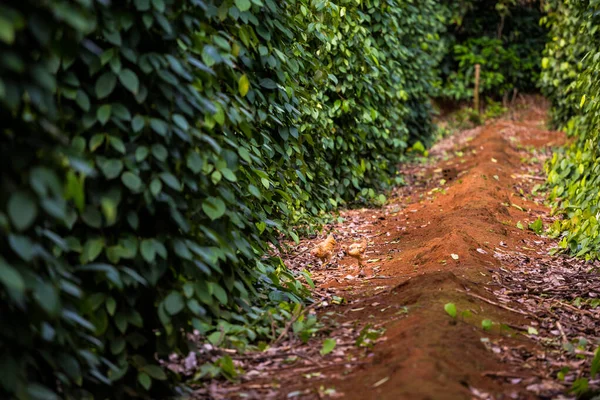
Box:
[436,0,546,102]
[541,0,600,259]
[0,0,443,398]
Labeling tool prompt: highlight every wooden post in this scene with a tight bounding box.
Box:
[474,64,481,115]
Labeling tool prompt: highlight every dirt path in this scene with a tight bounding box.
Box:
[194,101,600,399]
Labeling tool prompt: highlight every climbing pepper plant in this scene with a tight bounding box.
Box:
[0,0,444,398]
[542,0,600,259]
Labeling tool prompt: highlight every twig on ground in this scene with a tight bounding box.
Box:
[555,321,568,344]
[458,290,539,319]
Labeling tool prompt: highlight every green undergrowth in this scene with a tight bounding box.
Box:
[542,1,600,260]
[541,1,600,394]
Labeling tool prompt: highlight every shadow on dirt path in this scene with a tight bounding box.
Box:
[194,99,600,400]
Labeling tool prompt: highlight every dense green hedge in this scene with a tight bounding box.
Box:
[0,0,443,398]
[539,0,592,128]
[436,0,546,102]
[541,0,600,259]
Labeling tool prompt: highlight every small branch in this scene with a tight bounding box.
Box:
[458,290,539,319]
[553,300,598,318]
[262,360,369,373]
[513,174,546,181]
[483,371,532,379]
[556,321,568,344]
[291,351,323,367]
[272,303,318,345]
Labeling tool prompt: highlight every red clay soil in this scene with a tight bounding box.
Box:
[194,100,571,399]
[304,104,565,400]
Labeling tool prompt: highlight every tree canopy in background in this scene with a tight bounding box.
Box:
[437,0,546,102]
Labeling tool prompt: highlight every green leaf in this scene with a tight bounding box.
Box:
[320,338,336,356]
[173,239,192,260]
[76,90,91,111]
[152,144,168,161]
[33,281,60,317]
[109,136,126,153]
[183,282,194,298]
[106,297,117,316]
[119,69,139,94]
[591,348,600,377]
[97,104,112,125]
[528,217,543,234]
[81,206,102,228]
[239,74,250,96]
[202,197,226,220]
[135,146,149,162]
[65,171,85,212]
[187,299,206,316]
[114,312,127,333]
[152,0,165,11]
[150,179,162,196]
[122,172,142,192]
[172,114,189,131]
[99,159,124,179]
[516,221,524,230]
[138,372,151,390]
[481,319,492,331]
[135,0,151,10]
[27,384,59,400]
[159,172,181,191]
[140,239,156,263]
[164,291,184,315]
[187,152,202,174]
[0,256,25,294]
[8,234,35,261]
[207,331,222,346]
[96,72,117,99]
[8,191,37,231]
[259,78,277,89]
[141,365,167,381]
[101,198,117,225]
[150,119,168,136]
[221,168,237,182]
[238,147,251,163]
[89,134,105,151]
[248,185,261,198]
[211,283,228,304]
[444,303,457,318]
[235,0,252,12]
[79,263,123,289]
[0,16,16,44]
[527,326,538,335]
[132,115,145,132]
[81,238,105,263]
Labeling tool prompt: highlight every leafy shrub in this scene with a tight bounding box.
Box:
[539,0,592,128]
[292,0,444,203]
[0,0,443,398]
[542,1,600,259]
